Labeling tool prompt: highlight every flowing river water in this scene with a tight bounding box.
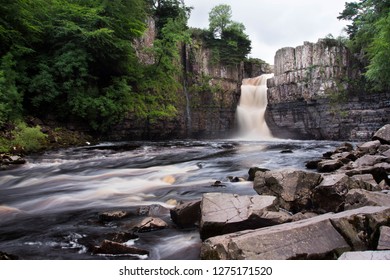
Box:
[0,139,342,259]
[0,75,343,259]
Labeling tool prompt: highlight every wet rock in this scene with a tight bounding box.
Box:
[98,210,130,222]
[373,124,390,144]
[201,206,390,260]
[377,226,390,250]
[137,204,170,216]
[305,159,321,169]
[338,251,390,260]
[105,232,139,243]
[334,142,354,153]
[93,240,149,256]
[200,193,278,240]
[170,200,201,228]
[345,189,390,210]
[211,181,226,187]
[0,251,19,260]
[317,159,344,172]
[248,167,270,181]
[254,169,323,212]
[280,149,293,154]
[132,217,168,232]
[228,176,246,182]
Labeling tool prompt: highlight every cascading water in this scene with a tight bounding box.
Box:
[236,73,274,140]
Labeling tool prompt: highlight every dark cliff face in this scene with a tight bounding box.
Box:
[266,40,390,141]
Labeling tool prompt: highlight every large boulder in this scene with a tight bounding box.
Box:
[170,200,201,228]
[373,124,390,144]
[201,213,350,260]
[200,193,282,240]
[201,206,390,260]
[311,174,373,213]
[254,169,322,212]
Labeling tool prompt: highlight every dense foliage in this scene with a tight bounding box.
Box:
[338,0,390,91]
[200,4,251,66]
[0,0,191,135]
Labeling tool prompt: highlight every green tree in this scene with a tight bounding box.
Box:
[208,4,232,38]
[205,4,251,65]
[338,0,390,91]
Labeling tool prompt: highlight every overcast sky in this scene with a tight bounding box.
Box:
[184,0,349,64]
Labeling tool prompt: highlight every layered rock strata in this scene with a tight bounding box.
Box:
[266,40,390,141]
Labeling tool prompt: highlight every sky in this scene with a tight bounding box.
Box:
[183,0,349,64]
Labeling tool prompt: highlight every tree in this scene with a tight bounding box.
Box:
[338,0,390,91]
[206,4,251,65]
[208,4,232,38]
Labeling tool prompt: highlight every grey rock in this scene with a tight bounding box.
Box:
[200,193,278,240]
[377,226,390,250]
[357,140,381,155]
[254,169,322,212]
[311,174,372,213]
[132,217,168,232]
[201,213,350,260]
[170,200,201,228]
[248,167,269,181]
[373,124,390,144]
[317,159,344,172]
[338,251,390,260]
[345,189,390,210]
[98,210,130,222]
[201,206,390,260]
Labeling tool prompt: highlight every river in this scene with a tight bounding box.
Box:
[0,139,342,260]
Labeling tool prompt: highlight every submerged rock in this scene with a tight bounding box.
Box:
[0,251,19,260]
[93,240,149,256]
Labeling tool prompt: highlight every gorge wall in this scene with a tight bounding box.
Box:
[109,18,271,140]
[266,40,390,141]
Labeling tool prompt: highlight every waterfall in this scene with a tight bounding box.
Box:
[236,73,274,140]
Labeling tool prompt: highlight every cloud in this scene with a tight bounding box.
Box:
[184,0,348,64]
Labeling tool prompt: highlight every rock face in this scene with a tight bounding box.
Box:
[108,19,272,140]
[266,40,390,141]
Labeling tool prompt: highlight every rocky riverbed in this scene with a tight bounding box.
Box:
[1,125,389,260]
[179,124,390,260]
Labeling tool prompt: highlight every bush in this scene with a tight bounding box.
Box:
[11,122,47,153]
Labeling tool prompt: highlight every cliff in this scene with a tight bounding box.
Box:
[109,19,271,140]
[266,40,390,141]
